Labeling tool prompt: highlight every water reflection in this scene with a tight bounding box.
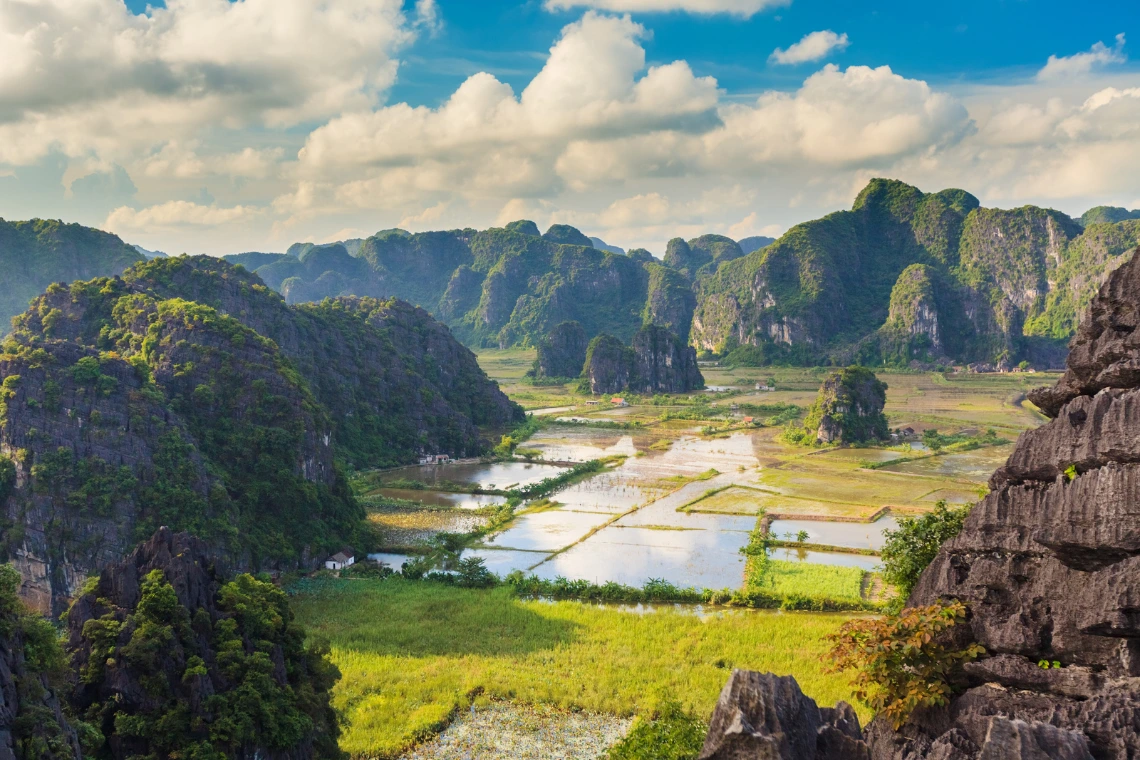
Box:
[483,510,614,552]
[768,547,880,571]
[382,461,568,490]
[530,524,750,590]
[371,489,506,510]
[768,516,899,551]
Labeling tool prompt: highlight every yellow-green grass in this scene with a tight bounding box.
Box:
[686,486,884,519]
[291,580,863,758]
[474,348,538,382]
[756,560,867,603]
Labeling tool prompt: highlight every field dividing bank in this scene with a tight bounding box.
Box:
[291,579,864,759]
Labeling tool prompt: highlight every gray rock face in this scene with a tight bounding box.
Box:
[583,326,703,395]
[534,321,588,378]
[870,247,1140,757]
[975,718,1092,760]
[630,324,704,394]
[699,670,868,760]
[700,249,1140,759]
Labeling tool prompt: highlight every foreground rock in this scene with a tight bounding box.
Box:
[698,670,867,760]
[66,527,343,760]
[701,250,1140,758]
[865,247,1140,758]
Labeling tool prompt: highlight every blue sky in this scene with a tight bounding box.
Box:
[4,0,1140,253]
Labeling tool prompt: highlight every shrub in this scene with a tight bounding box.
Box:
[605,701,706,760]
[455,557,496,588]
[880,500,970,603]
[828,601,984,729]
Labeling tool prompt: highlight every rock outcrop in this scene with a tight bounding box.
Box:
[0,565,81,760]
[631,324,704,394]
[583,334,634,395]
[699,670,867,760]
[533,321,588,379]
[582,326,704,395]
[863,247,1140,758]
[65,527,343,760]
[793,367,888,445]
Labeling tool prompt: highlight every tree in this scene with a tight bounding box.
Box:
[828,601,984,729]
[880,500,970,603]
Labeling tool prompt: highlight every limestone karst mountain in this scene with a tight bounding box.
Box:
[0,256,521,614]
[224,182,1140,367]
[0,218,144,334]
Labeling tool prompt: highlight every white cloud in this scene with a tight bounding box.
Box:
[290,12,720,214]
[770,30,850,65]
[0,0,414,166]
[543,0,788,17]
[1038,34,1126,80]
[105,200,263,233]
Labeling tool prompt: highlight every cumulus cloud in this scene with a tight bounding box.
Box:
[770,30,850,65]
[0,0,413,165]
[105,200,263,233]
[543,0,787,16]
[1038,34,1126,80]
[289,12,720,213]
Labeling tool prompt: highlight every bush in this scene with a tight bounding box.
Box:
[605,701,706,760]
[880,500,970,603]
[455,557,496,588]
[828,601,984,729]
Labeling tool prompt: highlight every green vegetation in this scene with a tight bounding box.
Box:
[71,566,343,760]
[0,564,81,760]
[0,218,143,334]
[289,577,862,758]
[880,501,971,604]
[783,367,888,445]
[829,601,984,729]
[1,254,522,587]
[605,702,706,760]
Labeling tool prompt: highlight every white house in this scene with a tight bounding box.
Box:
[325,548,355,571]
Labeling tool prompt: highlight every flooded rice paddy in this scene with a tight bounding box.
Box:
[365,418,1012,592]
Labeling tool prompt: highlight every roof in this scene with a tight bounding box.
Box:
[329,552,351,563]
[611,397,625,402]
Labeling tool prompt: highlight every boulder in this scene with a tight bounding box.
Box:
[699,670,868,760]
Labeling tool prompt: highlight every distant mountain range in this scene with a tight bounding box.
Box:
[4,179,1138,367]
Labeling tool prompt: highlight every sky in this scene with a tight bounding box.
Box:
[1,0,1139,255]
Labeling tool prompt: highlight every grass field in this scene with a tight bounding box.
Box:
[758,560,866,603]
[291,579,863,759]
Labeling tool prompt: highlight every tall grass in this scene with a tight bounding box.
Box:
[291,579,865,759]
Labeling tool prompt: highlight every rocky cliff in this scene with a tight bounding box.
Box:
[65,527,343,760]
[0,219,143,336]
[631,324,704,394]
[691,180,1140,367]
[0,564,81,760]
[583,326,703,395]
[533,321,588,379]
[790,367,888,445]
[0,256,520,613]
[864,247,1140,758]
[700,248,1140,759]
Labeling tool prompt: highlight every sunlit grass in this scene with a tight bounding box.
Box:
[291,579,863,759]
[758,560,866,603]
